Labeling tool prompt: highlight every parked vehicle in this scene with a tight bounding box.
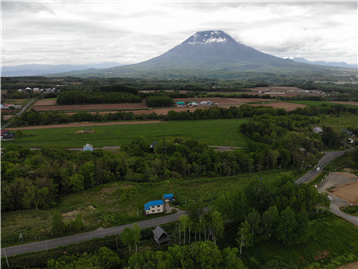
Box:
[316,167,320,172]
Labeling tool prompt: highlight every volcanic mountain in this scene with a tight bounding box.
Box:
[134,30,298,70]
[54,30,329,78]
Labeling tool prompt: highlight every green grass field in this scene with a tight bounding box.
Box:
[5,119,250,148]
[287,100,358,108]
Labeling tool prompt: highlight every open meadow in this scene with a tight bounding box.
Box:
[5,118,250,148]
[320,114,358,132]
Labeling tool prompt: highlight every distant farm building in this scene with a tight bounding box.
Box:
[144,200,164,215]
[176,102,186,107]
[83,143,93,152]
[1,130,15,140]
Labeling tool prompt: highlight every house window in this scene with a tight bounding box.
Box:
[157,209,160,211]
[157,205,160,207]
[151,210,155,212]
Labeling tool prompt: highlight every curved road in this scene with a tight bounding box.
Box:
[296,148,358,227]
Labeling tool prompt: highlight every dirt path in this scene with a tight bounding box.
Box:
[7,120,166,130]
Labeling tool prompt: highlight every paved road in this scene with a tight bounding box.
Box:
[1,209,185,258]
[296,150,350,184]
[1,100,36,129]
[296,148,357,227]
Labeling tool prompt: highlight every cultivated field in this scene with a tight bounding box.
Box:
[31,97,273,116]
[34,99,57,106]
[249,101,307,111]
[7,120,166,130]
[328,101,358,107]
[5,119,250,148]
[249,86,324,97]
[3,115,14,120]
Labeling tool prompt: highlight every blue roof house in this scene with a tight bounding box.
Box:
[163,193,174,201]
[144,200,164,215]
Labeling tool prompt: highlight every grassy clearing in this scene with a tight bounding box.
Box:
[4,119,250,148]
[1,169,288,247]
[320,114,358,133]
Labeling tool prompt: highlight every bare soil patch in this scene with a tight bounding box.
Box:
[249,102,306,111]
[74,129,95,134]
[327,101,358,106]
[7,120,166,130]
[34,99,57,106]
[331,181,358,204]
[320,172,357,192]
[3,115,14,120]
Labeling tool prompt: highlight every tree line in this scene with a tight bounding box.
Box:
[57,91,142,105]
[11,109,160,126]
[145,96,175,107]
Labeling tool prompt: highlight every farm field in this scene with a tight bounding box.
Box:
[3,99,32,105]
[5,118,250,148]
[249,86,324,97]
[7,120,166,130]
[248,101,307,111]
[287,100,358,108]
[1,169,286,247]
[328,101,358,107]
[34,99,57,105]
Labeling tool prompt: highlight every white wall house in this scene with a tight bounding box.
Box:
[144,200,164,215]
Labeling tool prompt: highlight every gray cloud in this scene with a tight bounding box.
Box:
[2,2,55,14]
[2,1,356,66]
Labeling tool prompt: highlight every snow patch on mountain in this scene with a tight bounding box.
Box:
[182,30,236,45]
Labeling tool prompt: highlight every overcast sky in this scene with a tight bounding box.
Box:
[2,1,357,66]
